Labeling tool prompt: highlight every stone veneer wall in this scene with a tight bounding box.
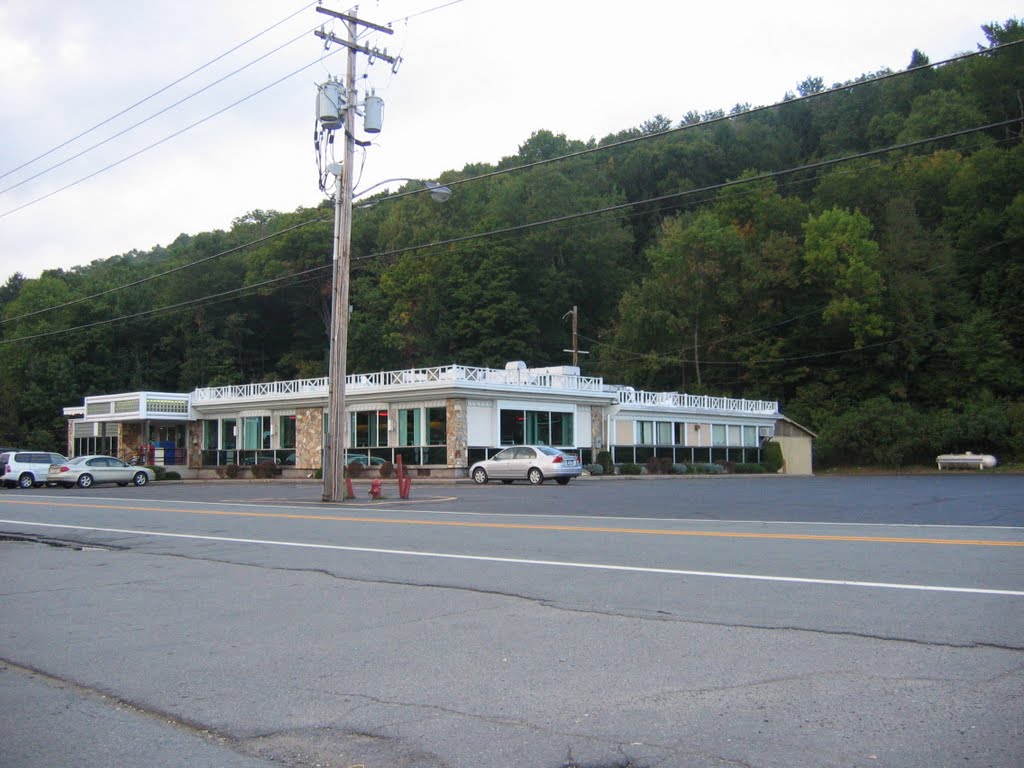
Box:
[187,422,203,469]
[447,399,467,468]
[296,406,324,469]
[591,407,606,456]
[121,423,144,461]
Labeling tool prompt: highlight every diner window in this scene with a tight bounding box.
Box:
[637,421,654,445]
[351,410,388,448]
[203,421,218,450]
[657,421,672,445]
[500,409,574,446]
[399,408,421,446]
[743,425,758,447]
[712,424,727,447]
[222,419,237,450]
[279,415,296,450]
[242,416,271,450]
[427,407,446,445]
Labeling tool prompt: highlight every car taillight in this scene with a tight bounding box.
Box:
[552,455,563,463]
[59,466,70,473]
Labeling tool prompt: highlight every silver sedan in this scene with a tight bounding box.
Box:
[469,445,582,486]
[48,455,156,488]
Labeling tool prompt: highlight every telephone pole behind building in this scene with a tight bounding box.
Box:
[562,305,588,367]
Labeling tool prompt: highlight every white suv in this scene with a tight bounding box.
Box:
[0,451,68,489]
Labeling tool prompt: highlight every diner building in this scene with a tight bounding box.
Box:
[62,361,814,476]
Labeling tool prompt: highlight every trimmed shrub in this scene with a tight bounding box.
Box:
[619,463,643,475]
[251,461,280,479]
[224,463,241,479]
[688,463,726,474]
[314,468,323,479]
[596,450,613,475]
[147,465,167,481]
[669,463,688,475]
[163,470,182,481]
[733,463,767,474]
[645,456,672,475]
[379,461,395,478]
[584,463,604,475]
[763,441,784,473]
[345,461,364,478]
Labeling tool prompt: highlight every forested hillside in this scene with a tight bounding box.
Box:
[2,19,1022,467]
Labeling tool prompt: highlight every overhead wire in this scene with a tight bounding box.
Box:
[2,37,1020,340]
[0,119,1014,344]
[0,1,318,183]
[0,21,326,197]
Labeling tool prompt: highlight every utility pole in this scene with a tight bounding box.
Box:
[315,7,398,503]
[562,305,589,367]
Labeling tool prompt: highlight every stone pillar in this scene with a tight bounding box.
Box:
[591,407,606,457]
[296,407,324,470]
[188,421,203,469]
[447,399,467,468]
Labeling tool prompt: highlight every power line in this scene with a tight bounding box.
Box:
[354,118,1022,264]
[0,215,330,325]
[362,39,1024,207]
[1,22,322,197]
[1,120,1012,345]
[0,49,343,221]
[0,2,317,183]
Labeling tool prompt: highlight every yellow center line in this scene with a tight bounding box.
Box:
[4,498,1023,547]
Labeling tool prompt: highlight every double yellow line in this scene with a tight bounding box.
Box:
[6,498,1024,547]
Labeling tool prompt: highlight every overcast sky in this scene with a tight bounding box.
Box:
[0,0,1019,283]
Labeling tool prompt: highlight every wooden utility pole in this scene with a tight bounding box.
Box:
[316,7,397,502]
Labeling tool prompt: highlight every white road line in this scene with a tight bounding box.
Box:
[3,518,1022,597]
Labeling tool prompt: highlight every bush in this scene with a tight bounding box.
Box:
[596,450,613,475]
[379,461,395,478]
[687,463,726,474]
[763,441,784,473]
[224,463,241,479]
[733,463,767,474]
[146,465,167,481]
[345,461,364,478]
[314,468,323,479]
[619,463,643,475]
[163,470,181,481]
[251,461,280,479]
[584,463,604,475]
[669,463,688,474]
[645,456,672,475]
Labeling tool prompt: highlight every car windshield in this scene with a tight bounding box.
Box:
[64,457,88,465]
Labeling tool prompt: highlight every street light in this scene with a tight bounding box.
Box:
[321,167,450,503]
[354,178,453,206]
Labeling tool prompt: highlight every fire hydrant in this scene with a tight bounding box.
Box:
[368,478,383,500]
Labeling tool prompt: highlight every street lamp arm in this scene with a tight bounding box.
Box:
[354,177,452,203]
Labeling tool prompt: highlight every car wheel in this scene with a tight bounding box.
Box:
[500,479,514,485]
[528,468,544,485]
[471,467,488,484]
[61,482,74,489]
[555,477,571,485]
[76,474,94,489]
[18,473,34,489]
[132,472,149,486]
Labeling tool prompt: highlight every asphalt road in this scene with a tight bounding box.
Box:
[1,474,1022,767]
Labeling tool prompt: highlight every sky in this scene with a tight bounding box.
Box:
[0,0,1019,283]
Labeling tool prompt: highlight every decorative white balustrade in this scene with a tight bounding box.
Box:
[189,364,776,417]
[615,389,778,415]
